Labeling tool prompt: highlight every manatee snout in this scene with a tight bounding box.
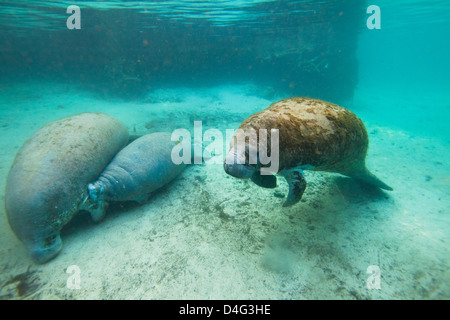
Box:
[27,234,62,264]
[87,182,104,202]
[224,151,255,179]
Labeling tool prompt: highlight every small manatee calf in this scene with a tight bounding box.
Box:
[87,132,187,220]
[224,97,392,207]
[5,113,129,263]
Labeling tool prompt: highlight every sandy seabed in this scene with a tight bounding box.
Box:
[0,81,448,299]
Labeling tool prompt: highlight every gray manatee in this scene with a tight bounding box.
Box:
[87,132,187,220]
[5,113,129,263]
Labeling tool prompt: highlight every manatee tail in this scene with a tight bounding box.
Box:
[350,166,393,191]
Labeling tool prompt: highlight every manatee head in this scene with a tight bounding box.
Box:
[224,150,256,179]
[224,142,278,190]
[224,129,260,179]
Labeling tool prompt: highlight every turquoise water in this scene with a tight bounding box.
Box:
[0,1,448,299]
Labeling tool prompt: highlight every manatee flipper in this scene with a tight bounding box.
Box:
[251,171,277,188]
[89,202,108,223]
[281,168,307,207]
[80,193,107,223]
[350,166,393,191]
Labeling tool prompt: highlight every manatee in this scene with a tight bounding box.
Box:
[87,132,187,220]
[5,113,129,263]
[224,97,392,207]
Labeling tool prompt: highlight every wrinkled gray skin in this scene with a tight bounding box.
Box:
[5,113,129,264]
[87,132,187,221]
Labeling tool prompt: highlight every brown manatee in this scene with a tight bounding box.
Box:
[5,113,129,263]
[224,97,392,207]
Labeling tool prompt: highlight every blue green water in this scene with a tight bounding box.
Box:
[0,1,448,300]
